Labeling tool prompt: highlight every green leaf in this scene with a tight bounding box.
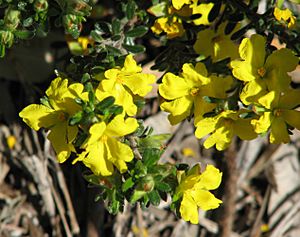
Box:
[106,45,122,56]
[96,96,115,111]
[23,17,33,27]
[126,0,136,20]
[155,182,171,192]
[125,26,148,38]
[81,73,91,83]
[122,44,145,54]
[112,18,121,35]
[147,2,167,17]
[0,45,5,57]
[142,148,161,167]
[130,190,147,204]
[14,30,35,39]
[69,111,83,125]
[122,177,135,192]
[148,190,160,206]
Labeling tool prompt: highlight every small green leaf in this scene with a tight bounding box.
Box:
[81,73,91,83]
[14,30,35,39]
[142,148,163,167]
[122,44,145,54]
[130,190,147,204]
[69,111,83,126]
[96,96,115,111]
[126,0,136,20]
[125,26,148,38]
[147,2,167,17]
[112,18,121,35]
[122,177,135,192]
[155,182,171,192]
[148,190,160,206]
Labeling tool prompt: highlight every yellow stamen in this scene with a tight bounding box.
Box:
[257,67,266,77]
[190,88,200,96]
[101,135,108,143]
[274,109,282,117]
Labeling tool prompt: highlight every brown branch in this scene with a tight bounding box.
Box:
[220,139,238,237]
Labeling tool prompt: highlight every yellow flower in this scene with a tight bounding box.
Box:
[189,1,214,25]
[19,77,87,162]
[73,115,138,176]
[195,110,257,150]
[151,16,185,39]
[96,55,156,116]
[251,90,300,143]
[194,22,239,62]
[159,62,233,125]
[175,164,222,224]
[230,34,298,105]
[66,35,94,55]
[274,7,296,28]
[172,0,192,10]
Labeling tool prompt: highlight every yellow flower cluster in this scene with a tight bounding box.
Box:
[19,55,156,176]
[150,0,214,39]
[159,34,299,150]
[175,164,222,224]
[274,7,296,28]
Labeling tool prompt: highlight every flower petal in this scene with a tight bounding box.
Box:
[179,193,199,224]
[105,115,138,137]
[196,165,222,190]
[106,137,134,173]
[251,112,273,134]
[269,117,290,143]
[19,104,56,131]
[159,73,191,100]
[160,96,193,117]
[192,189,222,211]
[282,110,300,130]
[123,54,142,73]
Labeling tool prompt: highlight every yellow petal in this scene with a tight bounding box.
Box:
[48,122,77,163]
[76,143,114,176]
[257,91,277,109]
[195,117,218,139]
[123,73,156,97]
[87,122,106,145]
[105,115,138,137]
[239,34,266,69]
[180,193,199,224]
[123,54,142,73]
[106,137,134,173]
[196,165,222,190]
[230,60,256,82]
[251,112,273,134]
[282,110,300,130]
[19,104,56,131]
[269,117,290,144]
[191,2,214,26]
[160,96,193,117]
[172,0,191,10]
[181,63,209,86]
[240,79,267,105]
[233,118,257,140]
[192,189,222,211]
[159,73,191,100]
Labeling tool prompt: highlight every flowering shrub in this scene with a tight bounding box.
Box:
[6,0,299,226]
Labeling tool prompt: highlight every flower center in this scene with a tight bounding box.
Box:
[212,35,222,43]
[58,112,67,121]
[223,118,233,127]
[190,87,200,96]
[101,135,108,143]
[257,67,266,77]
[274,109,282,117]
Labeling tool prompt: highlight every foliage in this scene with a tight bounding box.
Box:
[2,0,298,225]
